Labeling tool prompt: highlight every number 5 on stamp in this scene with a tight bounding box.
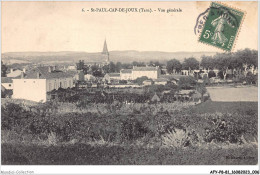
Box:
[199,2,245,51]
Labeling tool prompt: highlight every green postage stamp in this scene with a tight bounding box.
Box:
[199,2,245,51]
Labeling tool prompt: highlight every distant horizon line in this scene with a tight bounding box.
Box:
[2,48,257,54]
[2,50,221,54]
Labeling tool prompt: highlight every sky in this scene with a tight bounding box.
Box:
[2,1,258,53]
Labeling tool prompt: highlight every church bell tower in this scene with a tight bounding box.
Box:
[102,39,110,63]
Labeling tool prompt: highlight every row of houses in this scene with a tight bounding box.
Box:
[179,67,258,77]
[2,66,74,102]
[0,64,210,102]
[1,65,162,102]
[2,62,257,102]
[104,66,161,83]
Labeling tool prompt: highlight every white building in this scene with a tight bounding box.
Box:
[131,66,160,80]
[132,66,160,80]
[119,66,161,81]
[120,69,133,80]
[13,66,74,102]
[68,65,76,70]
[181,70,193,76]
[104,73,121,83]
[143,80,153,86]
[154,78,168,85]
[84,74,95,81]
[1,77,13,90]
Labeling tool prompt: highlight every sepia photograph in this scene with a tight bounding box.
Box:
[0,1,259,174]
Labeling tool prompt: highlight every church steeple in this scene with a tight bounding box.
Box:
[102,39,109,54]
[102,39,109,63]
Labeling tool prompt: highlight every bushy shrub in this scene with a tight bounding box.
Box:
[202,74,210,85]
[178,76,197,89]
[120,117,149,141]
[203,113,257,143]
[162,129,189,148]
[208,71,216,78]
[119,80,127,84]
[46,132,58,146]
[245,72,257,84]
[2,103,26,130]
[1,101,257,147]
[135,76,149,85]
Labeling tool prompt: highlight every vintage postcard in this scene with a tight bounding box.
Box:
[1,1,258,175]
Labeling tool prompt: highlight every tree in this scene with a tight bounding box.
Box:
[91,64,99,73]
[178,76,197,89]
[214,53,232,80]
[149,61,163,68]
[76,60,88,74]
[200,55,215,70]
[122,63,132,69]
[234,49,258,76]
[166,59,182,74]
[103,62,117,74]
[91,65,103,77]
[164,82,178,90]
[76,60,85,70]
[132,61,145,67]
[208,71,216,78]
[245,72,257,84]
[102,64,110,74]
[202,74,210,85]
[1,61,7,77]
[148,85,165,94]
[109,62,116,73]
[182,57,199,70]
[115,62,122,72]
[196,83,207,102]
[119,80,127,84]
[135,76,149,85]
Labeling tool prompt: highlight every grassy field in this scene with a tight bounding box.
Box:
[1,99,258,165]
[189,101,258,114]
[207,86,258,102]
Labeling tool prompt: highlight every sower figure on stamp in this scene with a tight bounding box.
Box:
[211,11,235,46]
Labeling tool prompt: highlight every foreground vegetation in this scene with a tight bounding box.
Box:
[2,142,257,165]
[1,99,258,165]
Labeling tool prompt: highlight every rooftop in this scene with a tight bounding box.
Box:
[143,79,153,82]
[1,77,13,83]
[23,66,74,79]
[107,73,120,77]
[9,68,22,72]
[154,78,168,82]
[159,74,187,81]
[120,69,132,74]
[133,66,158,71]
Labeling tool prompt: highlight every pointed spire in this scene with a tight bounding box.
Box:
[102,39,110,63]
[102,39,109,54]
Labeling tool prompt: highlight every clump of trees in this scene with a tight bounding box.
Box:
[1,61,8,77]
[182,57,200,70]
[77,49,257,84]
[166,57,200,74]
[200,49,257,80]
[135,76,149,85]
[166,49,257,82]
[166,59,182,74]
[178,76,197,89]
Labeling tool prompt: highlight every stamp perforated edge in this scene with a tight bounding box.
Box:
[197,1,247,52]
